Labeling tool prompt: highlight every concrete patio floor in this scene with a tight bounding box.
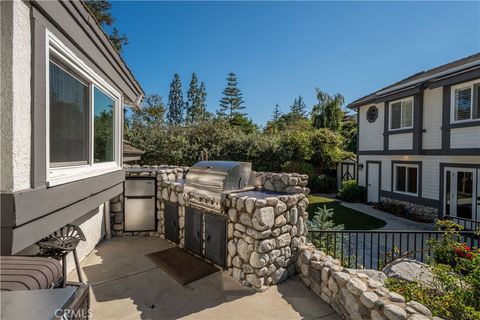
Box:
[69,237,341,320]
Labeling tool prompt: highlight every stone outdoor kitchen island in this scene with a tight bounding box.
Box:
[111,164,310,291]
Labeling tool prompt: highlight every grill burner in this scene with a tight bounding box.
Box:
[184,161,255,213]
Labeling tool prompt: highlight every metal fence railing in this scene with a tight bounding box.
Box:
[306,229,479,270]
[443,216,480,231]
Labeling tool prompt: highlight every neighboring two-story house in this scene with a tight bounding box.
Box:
[349,54,480,223]
[1,0,144,262]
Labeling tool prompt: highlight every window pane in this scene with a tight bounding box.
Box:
[455,87,471,121]
[473,84,480,119]
[391,102,402,129]
[94,87,115,163]
[49,61,89,166]
[456,171,473,219]
[407,167,417,194]
[395,166,406,192]
[401,100,413,128]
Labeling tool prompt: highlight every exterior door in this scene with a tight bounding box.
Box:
[444,168,478,221]
[367,163,380,203]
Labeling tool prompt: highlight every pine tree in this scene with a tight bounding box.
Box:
[218,72,245,122]
[185,73,199,124]
[197,81,208,121]
[311,88,345,132]
[290,95,307,120]
[272,103,282,122]
[166,73,185,125]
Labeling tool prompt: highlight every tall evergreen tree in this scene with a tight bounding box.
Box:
[83,0,128,52]
[272,103,282,122]
[311,89,345,132]
[218,72,245,121]
[185,73,199,124]
[290,95,308,119]
[197,81,208,121]
[166,73,185,125]
[186,74,209,123]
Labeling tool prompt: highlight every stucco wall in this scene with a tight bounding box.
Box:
[0,0,31,192]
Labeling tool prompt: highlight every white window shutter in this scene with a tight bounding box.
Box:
[455,87,472,121]
[401,100,413,128]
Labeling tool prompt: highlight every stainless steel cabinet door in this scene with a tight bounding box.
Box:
[124,197,156,231]
[125,179,155,197]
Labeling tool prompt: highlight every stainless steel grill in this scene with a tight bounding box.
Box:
[184,161,255,213]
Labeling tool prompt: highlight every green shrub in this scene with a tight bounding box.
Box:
[337,180,365,202]
[373,201,406,217]
[385,220,480,320]
[310,175,337,193]
[281,161,316,178]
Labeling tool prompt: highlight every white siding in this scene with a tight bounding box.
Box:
[422,87,443,149]
[358,103,385,151]
[0,0,31,192]
[450,127,480,149]
[388,133,413,150]
[358,155,480,201]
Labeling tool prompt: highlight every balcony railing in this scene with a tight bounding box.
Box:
[443,216,480,231]
[306,229,479,270]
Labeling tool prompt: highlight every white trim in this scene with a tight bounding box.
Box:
[443,167,478,220]
[450,78,480,124]
[393,163,419,196]
[389,96,414,131]
[45,30,122,187]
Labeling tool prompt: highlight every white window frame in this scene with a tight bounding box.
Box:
[46,31,122,187]
[389,97,414,131]
[450,79,480,124]
[393,163,419,196]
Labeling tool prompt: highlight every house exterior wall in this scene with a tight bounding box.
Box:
[422,87,442,150]
[358,102,384,151]
[355,69,480,221]
[1,0,31,192]
[388,133,413,150]
[450,127,480,149]
[0,0,143,255]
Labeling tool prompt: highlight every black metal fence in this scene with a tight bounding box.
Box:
[307,229,479,270]
[444,216,480,231]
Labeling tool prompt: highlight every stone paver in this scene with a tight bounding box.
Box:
[69,237,341,320]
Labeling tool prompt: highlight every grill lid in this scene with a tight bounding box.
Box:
[185,161,255,192]
[184,161,255,212]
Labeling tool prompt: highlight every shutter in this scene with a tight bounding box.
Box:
[401,100,413,128]
[473,84,480,119]
[455,87,472,121]
[391,102,402,129]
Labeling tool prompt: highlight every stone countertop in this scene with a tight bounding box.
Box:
[230,190,291,199]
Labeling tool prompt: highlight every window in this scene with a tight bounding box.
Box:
[47,32,121,186]
[390,98,413,130]
[394,163,418,195]
[452,81,480,122]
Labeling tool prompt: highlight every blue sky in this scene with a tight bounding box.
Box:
[112,1,480,125]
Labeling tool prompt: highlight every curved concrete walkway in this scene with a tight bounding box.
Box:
[70,237,341,320]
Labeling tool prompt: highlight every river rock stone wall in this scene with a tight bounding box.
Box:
[296,243,434,320]
[225,191,309,290]
[255,172,310,195]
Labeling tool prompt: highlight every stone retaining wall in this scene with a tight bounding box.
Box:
[296,243,435,320]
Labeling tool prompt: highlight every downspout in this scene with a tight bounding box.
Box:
[104,201,111,239]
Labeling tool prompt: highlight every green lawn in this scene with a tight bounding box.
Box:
[307,195,386,230]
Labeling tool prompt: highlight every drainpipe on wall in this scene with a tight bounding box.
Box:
[104,201,111,240]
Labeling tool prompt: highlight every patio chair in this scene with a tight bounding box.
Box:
[36,224,86,286]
